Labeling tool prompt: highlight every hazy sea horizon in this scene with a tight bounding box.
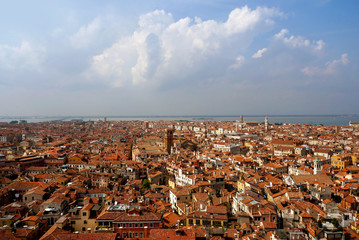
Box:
[1,114,359,126]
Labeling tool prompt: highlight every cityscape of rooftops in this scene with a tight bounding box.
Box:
[1,1,359,239]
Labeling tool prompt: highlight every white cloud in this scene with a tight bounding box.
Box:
[0,41,45,71]
[302,53,349,76]
[69,17,103,48]
[91,36,137,87]
[229,55,245,69]
[89,6,282,87]
[252,48,267,58]
[69,15,127,50]
[138,10,173,34]
[225,6,282,35]
[275,29,324,51]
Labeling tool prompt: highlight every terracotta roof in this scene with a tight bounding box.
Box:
[163,212,181,228]
[54,233,117,240]
[150,228,196,240]
[290,174,334,186]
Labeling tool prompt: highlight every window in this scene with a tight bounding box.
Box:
[135,223,138,228]
[84,220,87,224]
[140,232,144,238]
[189,219,193,225]
[213,221,221,226]
[82,227,85,231]
[135,232,138,237]
[82,212,87,216]
[25,197,27,201]
[139,223,143,227]
[203,220,211,226]
[129,232,133,238]
[196,220,200,225]
[71,221,75,225]
[129,223,132,228]
[122,233,127,238]
[150,223,154,228]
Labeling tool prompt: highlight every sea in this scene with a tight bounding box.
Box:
[1,115,359,126]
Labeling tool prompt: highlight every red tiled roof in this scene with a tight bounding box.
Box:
[150,228,196,240]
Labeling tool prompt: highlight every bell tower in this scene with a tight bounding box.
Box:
[165,129,174,154]
[265,116,269,132]
[314,157,322,175]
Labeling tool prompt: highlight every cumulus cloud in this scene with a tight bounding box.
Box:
[89,6,282,88]
[69,15,127,50]
[138,10,173,34]
[275,29,325,51]
[91,36,137,87]
[224,6,282,35]
[302,53,349,76]
[69,17,103,48]
[0,41,45,71]
[252,48,267,58]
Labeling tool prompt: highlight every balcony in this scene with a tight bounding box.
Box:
[95,226,114,232]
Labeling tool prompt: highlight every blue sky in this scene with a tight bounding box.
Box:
[0,0,358,116]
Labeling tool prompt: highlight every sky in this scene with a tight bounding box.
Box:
[0,0,358,116]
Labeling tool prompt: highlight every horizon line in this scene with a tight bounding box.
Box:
[1,114,359,119]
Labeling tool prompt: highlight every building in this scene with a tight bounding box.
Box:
[186,206,228,227]
[165,129,174,154]
[331,155,354,169]
[95,208,162,238]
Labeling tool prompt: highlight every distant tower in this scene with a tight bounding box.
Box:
[165,129,174,154]
[204,123,208,138]
[265,116,269,132]
[314,157,322,175]
[240,114,243,122]
[104,117,107,122]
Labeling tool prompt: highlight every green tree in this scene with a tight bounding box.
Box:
[142,179,151,189]
[331,218,340,228]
